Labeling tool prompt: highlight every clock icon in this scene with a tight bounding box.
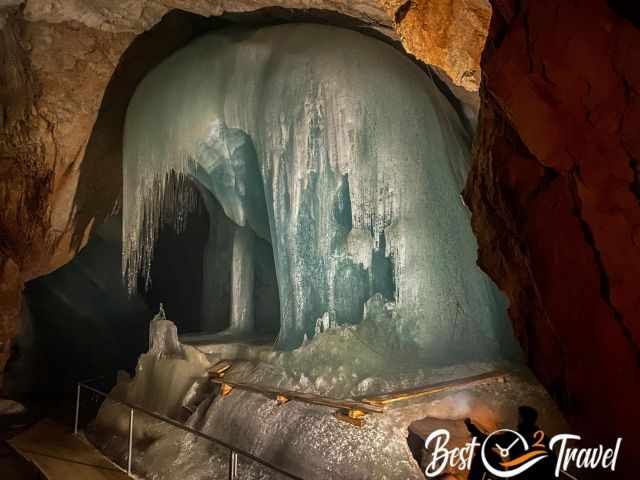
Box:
[480,429,548,479]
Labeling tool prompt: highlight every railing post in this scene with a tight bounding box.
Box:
[127,408,134,476]
[228,450,238,480]
[74,383,81,435]
[73,379,301,480]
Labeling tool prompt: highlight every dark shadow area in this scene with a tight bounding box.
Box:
[12,185,210,395]
[10,216,151,396]
[14,169,281,397]
[608,0,640,28]
[140,174,280,338]
[141,178,209,334]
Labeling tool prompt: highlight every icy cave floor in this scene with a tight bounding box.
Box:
[85,319,568,480]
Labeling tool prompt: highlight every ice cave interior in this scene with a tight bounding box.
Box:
[3,3,640,479]
[13,19,523,392]
[5,13,571,480]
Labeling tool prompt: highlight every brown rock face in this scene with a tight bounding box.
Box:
[1,19,134,280]
[0,17,134,373]
[385,0,490,91]
[465,0,640,473]
[0,257,21,372]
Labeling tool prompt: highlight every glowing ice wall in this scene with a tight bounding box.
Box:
[123,24,517,362]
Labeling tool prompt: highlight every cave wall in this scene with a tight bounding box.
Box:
[465,0,640,472]
[0,16,134,373]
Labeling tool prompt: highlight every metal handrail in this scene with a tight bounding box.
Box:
[74,381,303,480]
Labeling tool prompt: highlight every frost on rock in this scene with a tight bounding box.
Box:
[122,23,519,365]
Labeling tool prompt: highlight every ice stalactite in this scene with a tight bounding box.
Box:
[123,24,519,363]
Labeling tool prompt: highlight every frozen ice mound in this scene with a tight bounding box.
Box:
[104,22,538,478]
[121,23,520,365]
[89,321,565,480]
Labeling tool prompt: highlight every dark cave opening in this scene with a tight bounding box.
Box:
[14,171,283,395]
[146,174,281,340]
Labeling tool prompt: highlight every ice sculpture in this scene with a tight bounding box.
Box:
[123,24,518,363]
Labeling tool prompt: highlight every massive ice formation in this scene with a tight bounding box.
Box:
[122,24,517,362]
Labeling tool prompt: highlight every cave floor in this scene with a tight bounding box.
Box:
[0,397,70,480]
[9,419,129,480]
[0,437,37,480]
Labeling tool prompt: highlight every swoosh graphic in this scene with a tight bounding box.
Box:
[500,450,548,468]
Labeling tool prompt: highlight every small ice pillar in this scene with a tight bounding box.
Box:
[229,226,255,332]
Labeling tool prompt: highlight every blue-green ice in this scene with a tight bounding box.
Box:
[122,24,517,364]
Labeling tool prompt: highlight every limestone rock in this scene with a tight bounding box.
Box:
[383,0,490,91]
[21,0,391,33]
[464,1,640,476]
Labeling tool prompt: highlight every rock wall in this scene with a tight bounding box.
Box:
[0,16,134,372]
[465,0,640,473]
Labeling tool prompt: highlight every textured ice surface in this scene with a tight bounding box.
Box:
[229,226,256,332]
[90,309,210,431]
[122,23,518,362]
[149,304,184,358]
[89,322,564,480]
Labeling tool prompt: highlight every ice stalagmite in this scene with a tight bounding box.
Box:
[122,24,518,364]
[229,226,256,332]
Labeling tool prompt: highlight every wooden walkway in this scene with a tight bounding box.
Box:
[8,419,129,480]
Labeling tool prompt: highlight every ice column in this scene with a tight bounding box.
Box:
[229,226,255,332]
